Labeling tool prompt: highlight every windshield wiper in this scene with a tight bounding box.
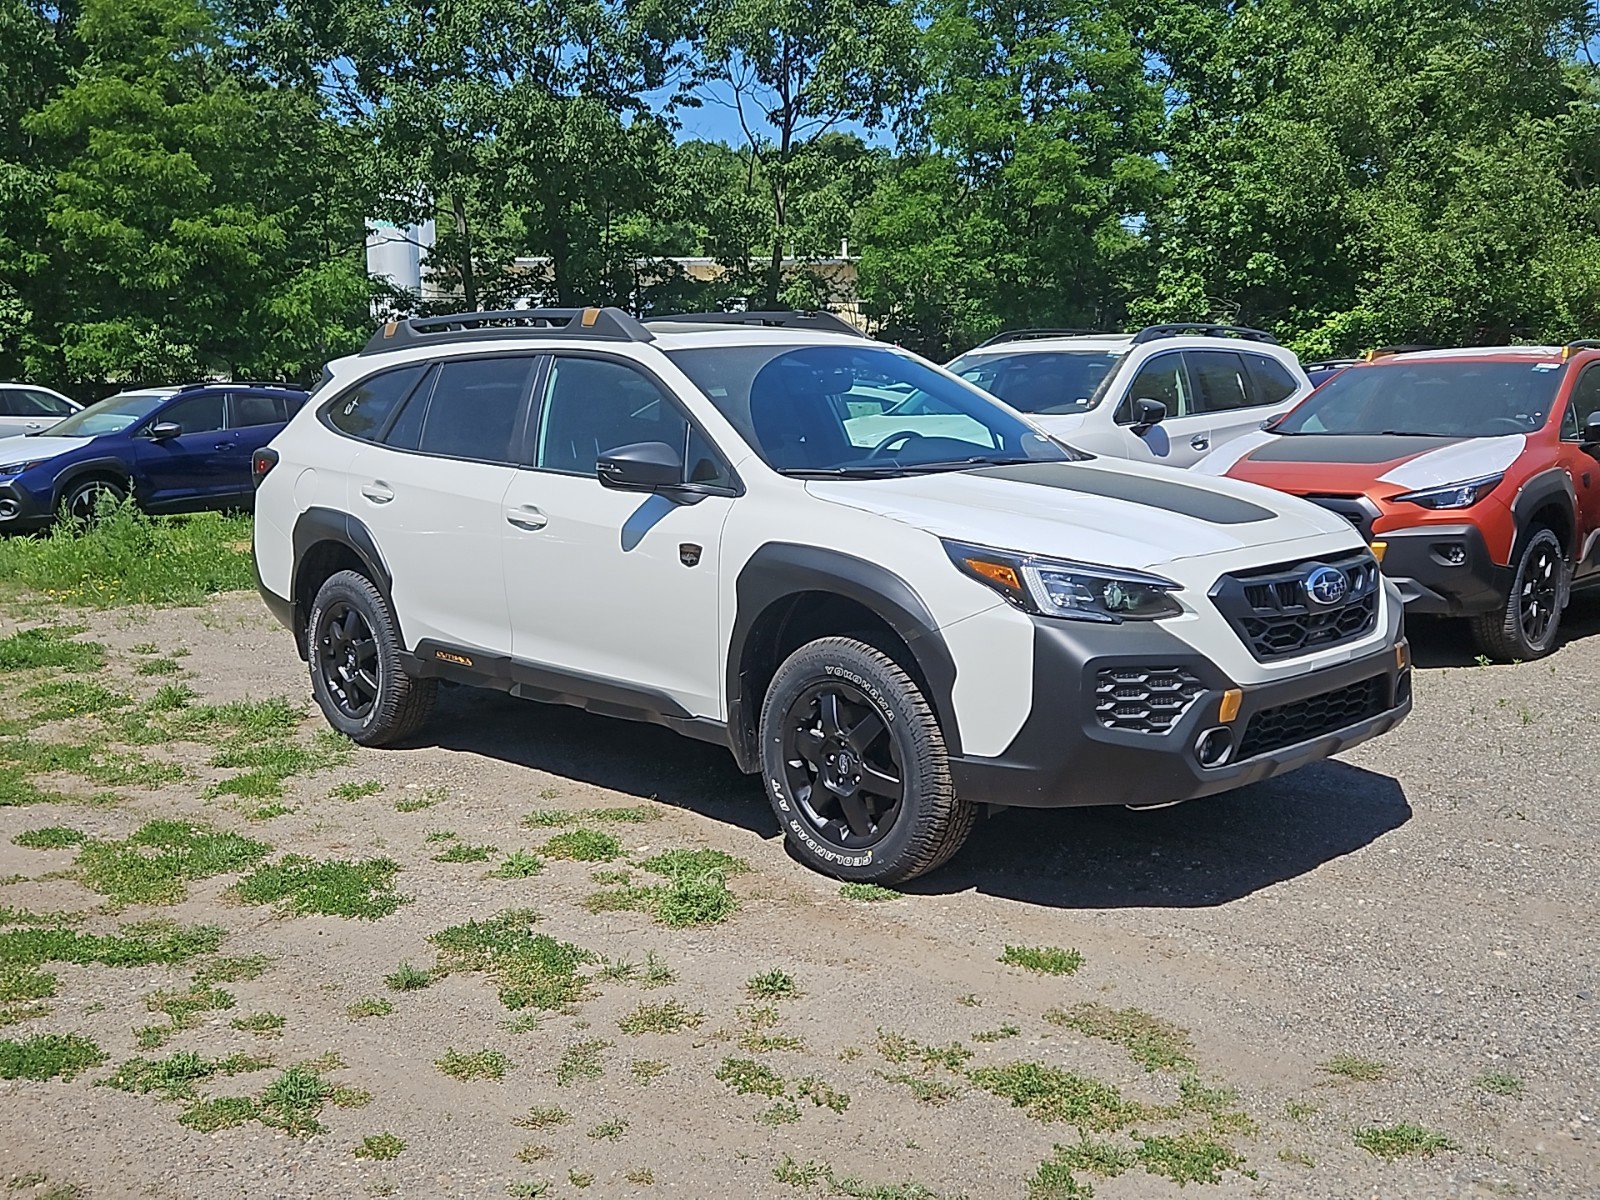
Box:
[779,465,915,479]
[1374,430,1454,437]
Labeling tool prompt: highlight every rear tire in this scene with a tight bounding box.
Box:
[1469,526,1567,662]
[759,636,975,884]
[307,570,436,746]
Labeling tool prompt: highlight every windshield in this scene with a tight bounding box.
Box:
[1275,361,1564,437]
[44,391,171,438]
[665,344,1071,476]
[946,350,1121,415]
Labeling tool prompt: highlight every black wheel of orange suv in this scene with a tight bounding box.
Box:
[1469,526,1568,662]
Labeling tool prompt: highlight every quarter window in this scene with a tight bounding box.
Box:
[536,357,690,475]
[326,367,425,441]
[1244,355,1300,406]
[414,357,534,463]
[1188,350,1254,412]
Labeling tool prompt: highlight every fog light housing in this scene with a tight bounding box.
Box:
[1195,726,1234,768]
[1434,542,1467,566]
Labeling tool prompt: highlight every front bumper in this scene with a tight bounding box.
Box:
[1378,524,1509,615]
[0,479,54,532]
[949,617,1411,809]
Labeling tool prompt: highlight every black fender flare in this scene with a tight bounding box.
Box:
[1509,468,1577,563]
[52,456,135,508]
[726,543,960,771]
[288,507,398,655]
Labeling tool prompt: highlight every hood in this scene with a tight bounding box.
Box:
[1200,431,1526,494]
[0,435,88,469]
[1025,412,1090,435]
[805,459,1354,572]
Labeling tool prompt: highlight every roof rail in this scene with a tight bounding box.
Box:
[1360,344,1441,361]
[1561,339,1600,361]
[362,307,653,355]
[1131,323,1279,346]
[644,310,864,337]
[974,328,1112,348]
[175,380,304,392]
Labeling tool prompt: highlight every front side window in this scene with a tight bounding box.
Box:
[1275,361,1564,437]
[5,389,74,417]
[1117,354,1191,422]
[946,351,1120,416]
[158,393,226,436]
[411,357,533,463]
[536,357,689,475]
[47,391,170,438]
[666,344,1067,475]
[1561,366,1600,441]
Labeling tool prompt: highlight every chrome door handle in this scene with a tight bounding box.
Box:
[1190,436,1210,451]
[360,481,394,504]
[505,504,547,530]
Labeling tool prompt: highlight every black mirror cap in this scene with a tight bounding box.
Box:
[596,441,684,491]
[1132,398,1167,432]
[1584,413,1600,445]
[149,421,182,440]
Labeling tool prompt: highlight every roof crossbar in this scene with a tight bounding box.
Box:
[362,307,653,354]
[974,328,1112,348]
[644,310,864,337]
[1131,323,1279,346]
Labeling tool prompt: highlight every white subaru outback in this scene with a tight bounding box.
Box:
[252,308,1411,882]
[946,324,1312,469]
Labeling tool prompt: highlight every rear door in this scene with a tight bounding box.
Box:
[0,388,76,437]
[1187,349,1289,460]
[1109,351,1211,465]
[133,391,235,509]
[223,391,291,504]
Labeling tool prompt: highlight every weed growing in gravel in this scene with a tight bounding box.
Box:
[542,829,623,861]
[0,1032,106,1080]
[506,1182,550,1198]
[878,1071,960,1106]
[0,766,77,807]
[1319,1053,1390,1083]
[134,657,182,677]
[876,1030,971,1072]
[178,1096,259,1132]
[1044,1003,1196,1073]
[429,909,593,1011]
[1283,1099,1319,1121]
[758,1100,801,1125]
[193,954,273,985]
[568,1173,593,1189]
[231,1012,286,1037]
[1277,1147,1316,1168]
[232,856,407,919]
[641,848,750,878]
[138,983,236,1047]
[490,852,545,879]
[737,1004,805,1053]
[717,1056,785,1097]
[1353,1123,1457,1159]
[968,1062,1142,1130]
[1027,1135,1136,1197]
[395,787,444,813]
[630,1059,667,1085]
[355,1133,405,1160]
[999,945,1084,976]
[586,849,745,927]
[102,1049,272,1101]
[247,802,294,821]
[207,730,353,799]
[838,882,899,902]
[587,1117,627,1141]
[0,627,106,672]
[746,969,798,999]
[0,965,57,1004]
[1476,1070,1524,1096]
[384,962,432,991]
[20,679,132,721]
[971,1023,1020,1043]
[12,827,86,850]
[0,735,183,790]
[512,1105,571,1129]
[624,1169,654,1185]
[771,1157,953,1199]
[329,780,383,802]
[555,1039,610,1086]
[74,820,270,905]
[348,996,394,1018]
[1136,1132,1245,1184]
[257,1062,369,1135]
[515,1143,552,1162]
[618,999,703,1035]
[522,806,661,827]
[0,918,224,971]
[795,1075,850,1112]
[432,842,495,864]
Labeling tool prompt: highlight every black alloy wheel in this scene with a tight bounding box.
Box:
[61,477,126,525]
[316,601,381,720]
[1516,537,1561,649]
[780,680,905,850]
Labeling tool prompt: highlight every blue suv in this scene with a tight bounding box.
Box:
[0,382,308,530]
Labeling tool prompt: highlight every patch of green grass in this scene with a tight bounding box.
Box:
[490,851,545,879]
[429,909,592,1011]
[507,1183,551,1198]
[134,657,182,677]
[0,505,255,608]
[522,806,661,827]
[1135,1132,1245,1184]
[177,1095,258,1132]
[736,1003,805,1053]
[74,820,270,906]
[838,882,900,902]
[512,1105,570,1130]
[347,996,394,1018]
[876,1030,971,1072]
[968,1062,1142,1130]
[329,779,383,802]
[0,735,183,790]
[193,954,273,985]
[102,1049,272,1101]
[999,945,1084,976]
[1319,1053,1390,1083]
[206,730,353,800]
[232,855,407,919]
[129,642,161,655]
[12,827,87,850]
[0,627,106,672]
[424,829,457,843]
[1044,1003,1196,1073]
[231,1012,286,1037]
[640,847,750,878]
[758,1099,802,1125]
[542,829,623,862]
[747,969,798,999]
[1277,1147,1315,1168]
[796,1075,850,1112]
[716,1055,785,1098]
[257,1062,354,1136]
[384,962,432,991]
[587,850,743,927]
[1283,1099,1319,1121]
[1476,1070,1524,1096]
[0,918,224,971]
[394,787,443,813]
[20,679,131,721]
[0,1032,106,1080]
[140,983,235,1045]
[587,1116,627,1141]
[1027,1135,1136,1198]
[630,1058,667,1085]
[1353,1122,1457,1160]
[971,1023,1020,1044]
[247,801,294,821]
[432,842,495,864]
[772,1157,955,1199]
[617,999,702,1035]
[568,1173,593,1190]
[355,1133,405,1160]
[0,965,58,1004]
[0,766,76,808]
[554,1038,610,1086]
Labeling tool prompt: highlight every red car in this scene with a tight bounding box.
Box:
[1196,344,1600,660]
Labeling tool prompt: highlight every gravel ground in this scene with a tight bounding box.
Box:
[0,591,1596,1199]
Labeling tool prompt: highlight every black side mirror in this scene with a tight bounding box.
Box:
[597,441,683,492]
[1584,413,1600,445]
[148,421,182,440]
[1131,398,1167,434]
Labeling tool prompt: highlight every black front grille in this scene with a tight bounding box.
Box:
[1094,666,1204,733]
[1211,551,1381,661]
[1237,676,1388,760]
[1304,495,1379,540]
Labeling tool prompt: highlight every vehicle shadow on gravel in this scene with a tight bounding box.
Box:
[1408,591,1600,668]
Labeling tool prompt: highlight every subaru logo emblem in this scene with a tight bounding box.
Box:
[1304,565,1349,607]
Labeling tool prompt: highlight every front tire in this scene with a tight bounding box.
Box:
[307,570,436,746]
[1469,526,1568,662]
[759,637,975,884]
[59,476,126,525]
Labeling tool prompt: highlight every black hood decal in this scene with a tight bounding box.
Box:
[973,463,1275,525]
[1247,435,1462,465]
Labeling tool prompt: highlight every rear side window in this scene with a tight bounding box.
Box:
[6,389,73,416]
[415,356,534,463]
[326,366,425,441]
[1187,351,1254,412]
[230,393,284,428]
[1245,355,1300,406]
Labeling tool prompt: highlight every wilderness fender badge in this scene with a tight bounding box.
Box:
[679,543,702,567]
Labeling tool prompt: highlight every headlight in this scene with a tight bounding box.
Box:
[1391,473,1503,509]
[0,459,47,476]
[944,539,1183,622]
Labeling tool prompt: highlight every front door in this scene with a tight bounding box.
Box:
[134,391,236,509]
[1111,351,1212,466]
[1559,363,1600,578]
[502,354,734,718]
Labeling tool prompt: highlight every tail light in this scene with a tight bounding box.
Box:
[251,447,280,488]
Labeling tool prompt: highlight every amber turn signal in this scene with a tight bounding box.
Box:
[1218,688,1243,724]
